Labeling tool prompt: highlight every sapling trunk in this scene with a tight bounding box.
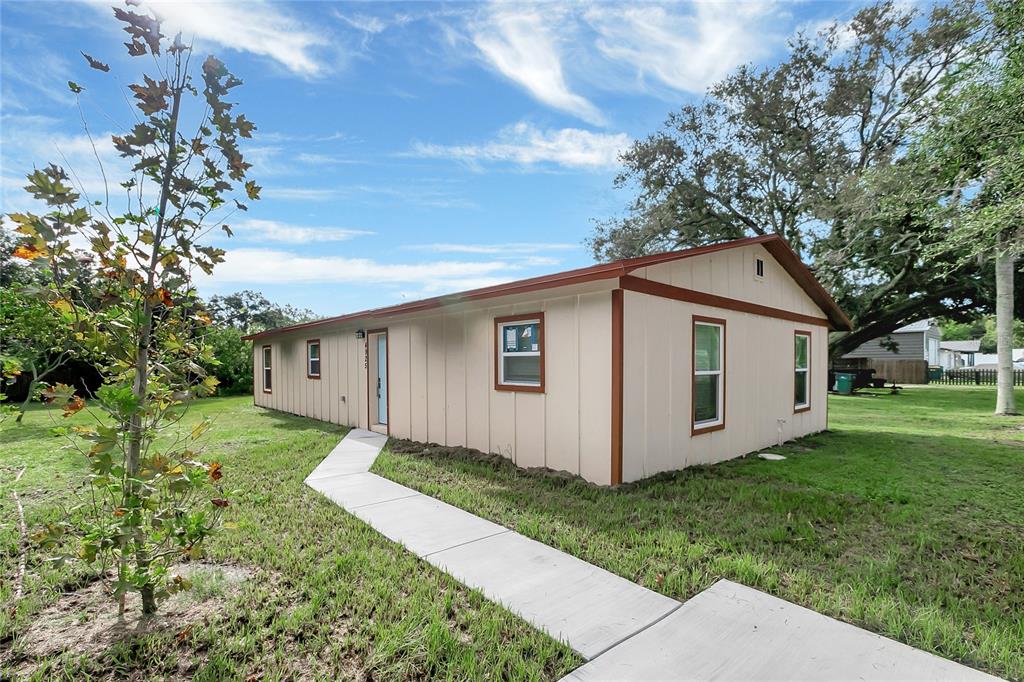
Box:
[127,62,185,616]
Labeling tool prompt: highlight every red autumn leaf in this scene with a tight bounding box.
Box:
[63,396,86,418]
[208,462,223,481]
[13,244,43,260]
[113,508,127,517]
[211,498,229,508]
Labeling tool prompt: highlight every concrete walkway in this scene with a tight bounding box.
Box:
[306,429,998,681]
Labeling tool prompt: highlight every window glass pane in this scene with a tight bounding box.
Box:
[795,335,808,369]
[795,371,808,405]
[263,348,271,367]
[309,343,319,360]
[694,374,719,422]
[503,355,541,385]
[310,358,321,376]
[264,368,272,391]
[502,323,540,353]
[694,324,720,371]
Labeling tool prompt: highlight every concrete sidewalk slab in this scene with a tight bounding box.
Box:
[307,429,997,680]
[308,472,419,509]
[351,494,510,556]
[562,580,999,681]
[427,530,679,660]
[305,451,381,480]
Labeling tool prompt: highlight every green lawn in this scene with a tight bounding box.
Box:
[0,397,579,680]
[372,387,1024,680]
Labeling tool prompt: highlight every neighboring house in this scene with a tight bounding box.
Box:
[842,319,943,365]
[972,349,1024,370]
[938,340,981,370]
[244,235,851,486]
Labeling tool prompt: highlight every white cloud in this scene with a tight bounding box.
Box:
[205,248,518,286]
[470,6,604,125]
[231,219,371,243]
[262,187,339,201]
[404,242,578,255]
[412,121,629,170]
[103,1,331,78]
[583,2,778,94]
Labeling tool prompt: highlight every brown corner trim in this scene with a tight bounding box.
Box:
[620,275,831,328]
[494,312,546,393]
[611,289,623,486]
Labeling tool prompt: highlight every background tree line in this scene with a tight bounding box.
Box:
[2,227,313,413]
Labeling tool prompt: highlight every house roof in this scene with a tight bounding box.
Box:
[242,234,853,341]
[893,319,937,333]
[940,340,982,353]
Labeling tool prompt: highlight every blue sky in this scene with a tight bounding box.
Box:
[1,0,859,316]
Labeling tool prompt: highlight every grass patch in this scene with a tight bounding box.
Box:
[373,386,1024,679]
[1,397,579,679]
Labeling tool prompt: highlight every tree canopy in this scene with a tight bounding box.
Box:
[590,0,1020,357]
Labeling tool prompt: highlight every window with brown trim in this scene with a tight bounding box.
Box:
[495,313,544,392]
[692,316,725,435]
[306,339,321,379]
[795,331,811,412]
[262,345,272,393]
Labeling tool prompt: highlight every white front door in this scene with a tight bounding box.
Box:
[376,334,388,425]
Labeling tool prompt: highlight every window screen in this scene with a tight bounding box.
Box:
[693,320,724,429]
[795,333,810,410]
[307,340,321,378]
[497,318,542,389]
[262,345,272,392]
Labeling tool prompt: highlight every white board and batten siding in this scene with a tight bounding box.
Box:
[620,243,829,482]
[253,288,615,484]
[254,240,841,487]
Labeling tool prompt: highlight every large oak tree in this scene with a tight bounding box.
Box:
[591,0,1016,358]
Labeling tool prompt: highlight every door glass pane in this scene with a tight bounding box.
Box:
[795,335,808,369]
[504,355,540,384]
[795,371,807,405]
[695,324,720,371]
[694,374,719,422]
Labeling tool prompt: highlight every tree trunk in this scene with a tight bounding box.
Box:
[995,238,1018,415]
[127,67,184,616]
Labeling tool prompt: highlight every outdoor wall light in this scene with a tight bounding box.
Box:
[355,330,366,339]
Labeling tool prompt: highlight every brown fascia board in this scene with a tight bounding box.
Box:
[242,234,852,341]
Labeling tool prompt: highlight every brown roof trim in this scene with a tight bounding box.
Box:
[242,234,851,340]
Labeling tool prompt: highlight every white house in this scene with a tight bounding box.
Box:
[245,235,851,486]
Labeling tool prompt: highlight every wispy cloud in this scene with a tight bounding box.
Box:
[411,121,629,170]
[206,248,517,286]
[583,2,779,94]
[262,183,477,209]
[470,5,603,125]
[404,242,578,255]
[99,1,333,78]
[230,219,371,244]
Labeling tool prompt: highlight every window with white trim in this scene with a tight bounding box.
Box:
[262,345,272,393]
[693,319,724,429]
[795,332,810,410]
[497,317,542,389]
[307,340,321,378]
